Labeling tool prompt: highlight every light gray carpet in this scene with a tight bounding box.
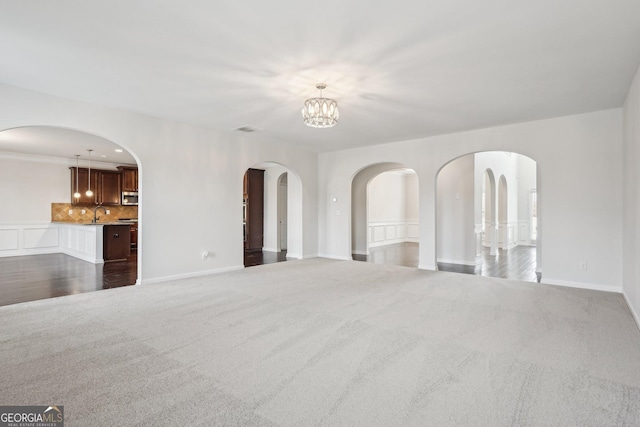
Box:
[2,258,640,426]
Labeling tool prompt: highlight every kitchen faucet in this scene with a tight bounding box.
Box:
[92,205,107,223]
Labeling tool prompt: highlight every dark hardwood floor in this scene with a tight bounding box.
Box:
[354,242,540,282]
[0,253,137,307]
[244,250,288,267]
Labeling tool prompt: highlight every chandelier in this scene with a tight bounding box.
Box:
[302,83,339,128]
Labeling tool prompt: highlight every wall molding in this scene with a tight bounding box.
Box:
[318,254,352,261]
[437,257,477,266]
[285,252,302,259]
[0,223,60,258]
[623,292,640,332]
[141,264,245,285]
[368,220,419,248]
[542,277,622,293]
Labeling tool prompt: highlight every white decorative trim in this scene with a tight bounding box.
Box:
[541,277,622,293]
[623,292,640,332]
[437,258,477,266]
[57,223,104,264]
[285,252,302,259]
[0,223,61,258]
[262,246,279,252]
[368,220,419,248]
[318,254,352,261]
[301,253,318,259]
[418,263,437,271]
[140,265,245,285]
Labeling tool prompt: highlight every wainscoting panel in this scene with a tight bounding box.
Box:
[0,224,60,257]
[0,228,19,251]
[58,223,103,263]
[24,227,59,249]
[369,221,419,248]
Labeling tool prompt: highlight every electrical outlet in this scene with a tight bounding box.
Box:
[68,209,73,215]
[81,209,86,214]
[579,261,587,271]
[201,250,209,260]
[106,209,110,214]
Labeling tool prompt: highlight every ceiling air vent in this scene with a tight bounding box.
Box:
[234,125,261,133]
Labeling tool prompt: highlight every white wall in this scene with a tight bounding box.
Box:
[623,65,640,325]
[405,173,419,221]
[367,171,419,248]
[0,154,70,222]
[319,108,623,292]
[0,83,318,283]
[437,155,475,265]
[368,172,406,223]
[262,165,287,252]
[517,154,537,245]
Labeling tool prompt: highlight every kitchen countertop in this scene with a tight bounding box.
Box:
[53,221,137,226]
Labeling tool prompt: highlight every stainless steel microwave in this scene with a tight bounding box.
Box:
[121,191,138,205]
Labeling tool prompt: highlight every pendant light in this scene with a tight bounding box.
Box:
[302,83,339,128]
[86,149,94,198]
[73,154,81,199]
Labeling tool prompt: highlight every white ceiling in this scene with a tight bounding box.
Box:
[0,0,639,153]
[0,127,137,165]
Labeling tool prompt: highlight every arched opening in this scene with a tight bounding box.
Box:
[0,125,141,305]
[243,162,302,267]
[436,151,539,282]
[351,163,419,268]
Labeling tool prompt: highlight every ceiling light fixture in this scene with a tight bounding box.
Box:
[73,154,81,199]
[302,83,339,128]
[86,149,94,198]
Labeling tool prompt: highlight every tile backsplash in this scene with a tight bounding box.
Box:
[52,203,138,223]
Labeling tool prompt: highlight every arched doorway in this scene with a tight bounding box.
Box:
[0,125,141,305]
[436,151,539,282]
[243,162,302,267]
[351,163,419,268]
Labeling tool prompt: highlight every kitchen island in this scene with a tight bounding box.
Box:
[55,221,134,263]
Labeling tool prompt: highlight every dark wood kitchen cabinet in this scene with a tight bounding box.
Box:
[98,171,121,205]
[70,167,100,205]
[130,223,138,250]
[243,168,264,251]
[104,225,130,261]
[70,168,121,206]
[117,166,138,192]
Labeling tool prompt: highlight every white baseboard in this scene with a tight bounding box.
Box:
[623,292,640,332]
[262,247,279,253]
[301,253,318,259]
[318,254,353,261]
[0,247,61,258]
[418,263,437,271]
[60,248,104,264]
[437,258,476,266]
[541,277,622,293]
[352,250,368,256]
[285,252,301,259]
[140,265,244,285]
